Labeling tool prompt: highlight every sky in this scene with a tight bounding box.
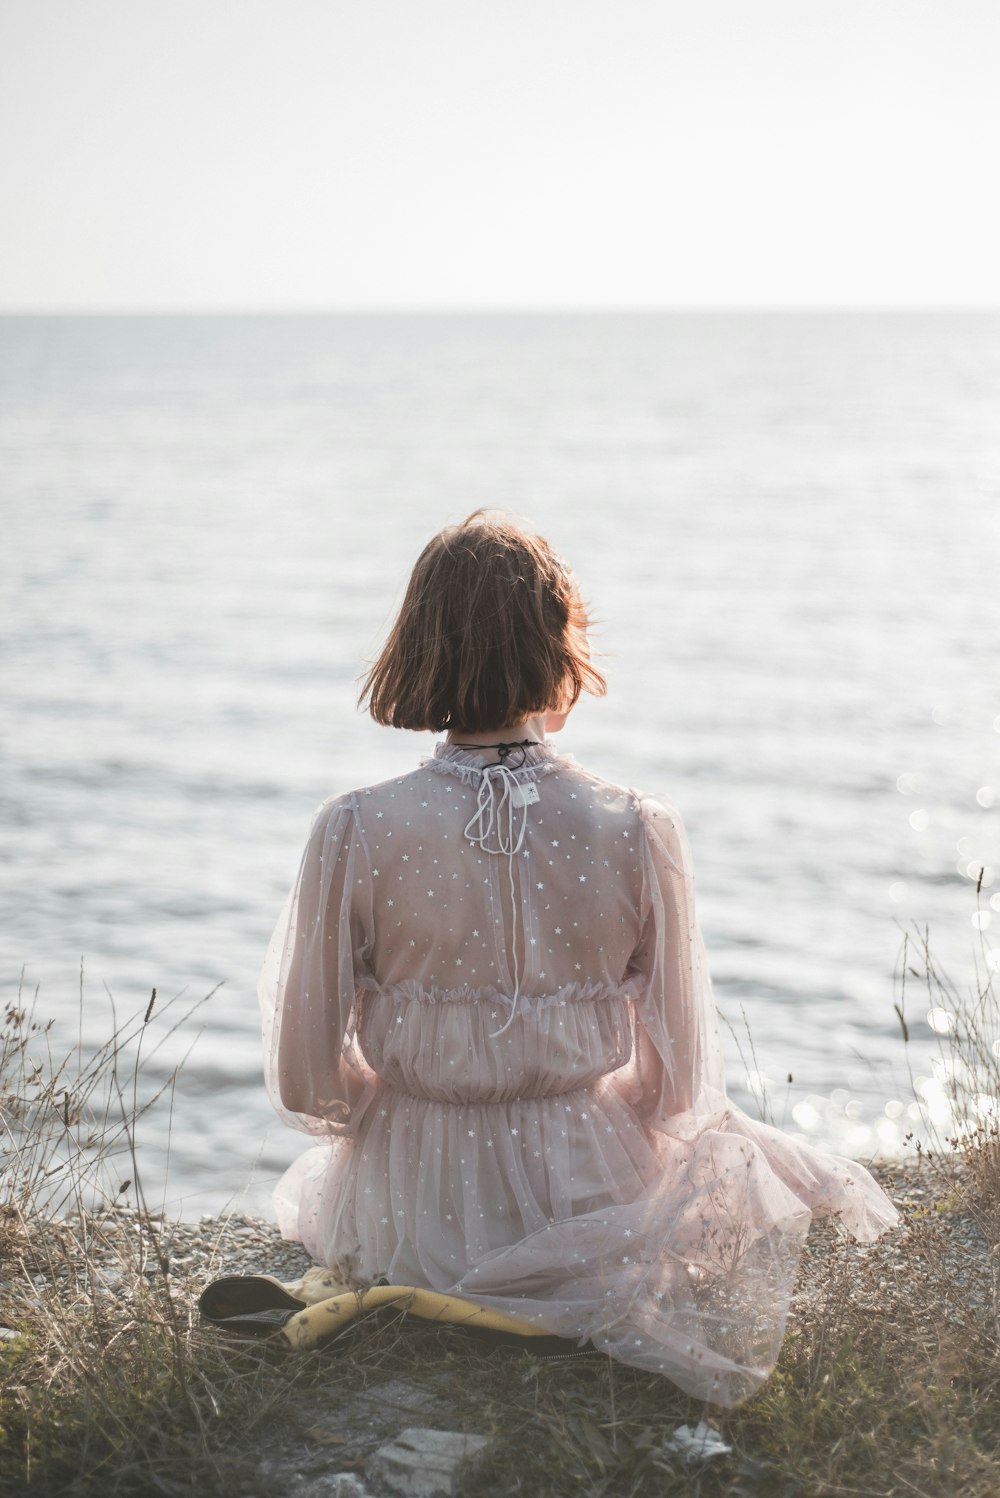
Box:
[1,0,998,311]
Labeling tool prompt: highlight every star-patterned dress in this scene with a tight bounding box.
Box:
[260,740,898,1405]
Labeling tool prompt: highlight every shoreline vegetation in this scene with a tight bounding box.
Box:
[2,916,999,1497]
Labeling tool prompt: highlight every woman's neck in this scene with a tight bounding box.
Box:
[446,713,548,759]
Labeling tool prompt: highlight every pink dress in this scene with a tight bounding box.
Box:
[260,741,898,1406]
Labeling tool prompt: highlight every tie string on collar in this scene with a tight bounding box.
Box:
[453,745,542,1039]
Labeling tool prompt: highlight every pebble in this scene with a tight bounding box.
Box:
[303,1477,372,1498]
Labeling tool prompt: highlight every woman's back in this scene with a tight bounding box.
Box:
[355,742,643,1108]
[361,743,643,999]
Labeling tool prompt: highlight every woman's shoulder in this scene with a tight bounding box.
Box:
[553,759,684,824]
[307,764,433,826]
[556,767,694,870]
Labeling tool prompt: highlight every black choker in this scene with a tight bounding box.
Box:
[450,738,540,768]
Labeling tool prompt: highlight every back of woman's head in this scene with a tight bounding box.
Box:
[360,510,606,733]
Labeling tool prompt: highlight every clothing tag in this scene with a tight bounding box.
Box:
[509,781,540,808]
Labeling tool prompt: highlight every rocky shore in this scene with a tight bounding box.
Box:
[5,1151,993,1497]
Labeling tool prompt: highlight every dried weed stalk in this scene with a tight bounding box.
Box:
[0,974,292,1496]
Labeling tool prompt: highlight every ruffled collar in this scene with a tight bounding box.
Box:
[424,739,569,785]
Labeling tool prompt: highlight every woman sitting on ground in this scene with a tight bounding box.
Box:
[260,510,898,1406]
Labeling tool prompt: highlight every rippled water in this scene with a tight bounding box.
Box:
[2,313,998,1218]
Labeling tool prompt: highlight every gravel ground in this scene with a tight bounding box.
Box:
[7,1152,995,1498]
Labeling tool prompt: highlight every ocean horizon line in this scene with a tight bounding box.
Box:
[2,303,999,319]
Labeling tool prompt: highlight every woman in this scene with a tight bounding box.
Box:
[260,511,898,1406]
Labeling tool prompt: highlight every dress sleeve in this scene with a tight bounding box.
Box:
[627,793,900,1242]
[259,794,376,1138]
[627,794,727,1131]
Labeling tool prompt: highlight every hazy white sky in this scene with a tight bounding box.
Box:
[1,0,998,310]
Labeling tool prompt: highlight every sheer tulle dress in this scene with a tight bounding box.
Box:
[260,742,899,1406]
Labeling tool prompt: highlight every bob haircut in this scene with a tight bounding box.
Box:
[360,511,607,734]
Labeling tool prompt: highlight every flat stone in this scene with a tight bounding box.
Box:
[368,1427,490,1498]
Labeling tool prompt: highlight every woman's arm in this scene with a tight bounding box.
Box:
[627,795,727,1130]
[259,795,374,1132]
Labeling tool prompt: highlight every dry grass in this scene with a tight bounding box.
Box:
[2,913,1000,1498]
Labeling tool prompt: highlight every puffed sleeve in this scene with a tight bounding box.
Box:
[627,794,727,1131]
[259,793,376,1138]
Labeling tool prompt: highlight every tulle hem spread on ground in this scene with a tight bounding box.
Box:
[261,744,900,1406]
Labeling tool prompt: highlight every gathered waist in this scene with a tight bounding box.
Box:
[356,977,635,1106]
[375,1077,602,1107]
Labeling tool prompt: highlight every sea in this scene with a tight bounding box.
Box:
[1,312,998,1220]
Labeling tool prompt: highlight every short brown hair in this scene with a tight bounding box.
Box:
[360,511,607,733]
